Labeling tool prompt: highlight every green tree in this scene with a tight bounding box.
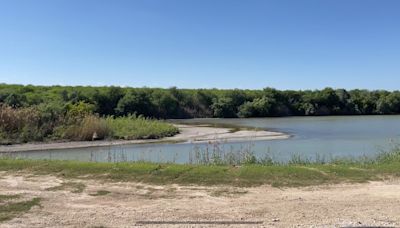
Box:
[93,87,124,116]
[238,97,275,117]
[151,90,181,118]
[211,97,237,118]
[115,90,154,116]
[4,93,26,108]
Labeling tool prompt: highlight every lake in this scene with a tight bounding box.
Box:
[3,116,400,163]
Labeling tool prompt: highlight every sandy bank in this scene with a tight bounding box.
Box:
[0,124,289,153]
[169,124,289,143]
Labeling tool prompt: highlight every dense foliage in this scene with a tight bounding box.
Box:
[0,103,178,144]
[1,84,400,119]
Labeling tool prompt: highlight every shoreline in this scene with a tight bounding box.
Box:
[0,124,290,153]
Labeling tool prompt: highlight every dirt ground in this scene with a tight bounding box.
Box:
[0,172,399,227]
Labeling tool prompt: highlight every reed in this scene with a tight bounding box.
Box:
[106,115,179,140]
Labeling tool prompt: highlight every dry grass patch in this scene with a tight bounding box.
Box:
[0,194,20,203]
[89,190,111,196]
[46,182,86,193]
[209,188,248,197]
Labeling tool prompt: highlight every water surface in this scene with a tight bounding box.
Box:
[3,116,400,163]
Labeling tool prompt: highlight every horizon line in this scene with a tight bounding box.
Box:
[0,82,398,92]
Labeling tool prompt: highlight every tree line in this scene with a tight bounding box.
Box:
[1,83,400,119]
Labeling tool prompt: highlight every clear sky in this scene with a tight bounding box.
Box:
[1,0,399,90]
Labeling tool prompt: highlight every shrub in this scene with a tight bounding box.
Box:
[0,105,43,143]
[63,115,110,141]
[0,104,179,144]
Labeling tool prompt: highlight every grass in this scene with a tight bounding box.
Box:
[106,115,179,140]
[1,149,400,187]
[0,197,41,222]
[60,115,179,141]
[0,194,20,203]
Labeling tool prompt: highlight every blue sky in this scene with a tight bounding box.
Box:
[1,0,399,90]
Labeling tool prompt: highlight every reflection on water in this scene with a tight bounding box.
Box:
[2,116,400,164]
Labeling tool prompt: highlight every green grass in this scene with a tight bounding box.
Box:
[0,197,41,222]
[106,115,179,140]
[1,149,400,187]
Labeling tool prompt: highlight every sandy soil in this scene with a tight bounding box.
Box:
[0,124,289,153]
[168,124,288,143]
[0,172,399,227]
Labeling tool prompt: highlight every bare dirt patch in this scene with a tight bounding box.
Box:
[0,173,399,227]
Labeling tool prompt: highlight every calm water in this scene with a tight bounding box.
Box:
[3,116,400,163]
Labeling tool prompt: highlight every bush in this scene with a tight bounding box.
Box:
[0,104,179,144]
[0,105,43,143]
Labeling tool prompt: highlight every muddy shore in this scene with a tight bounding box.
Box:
[0,124,289,153]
